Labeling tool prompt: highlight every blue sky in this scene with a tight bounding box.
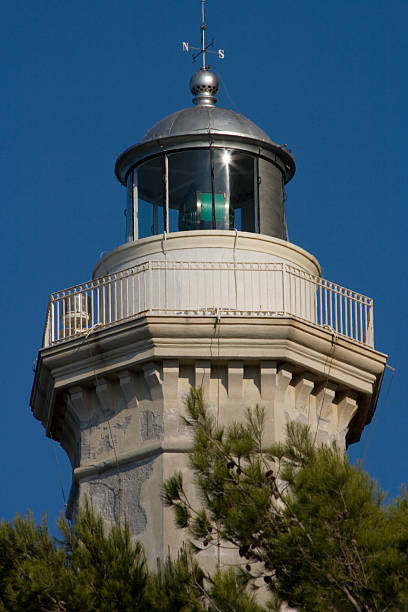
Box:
[0,0,407,531]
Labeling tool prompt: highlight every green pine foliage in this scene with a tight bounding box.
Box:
[2,387,408,610]
[205,568,264,612]
[163,388,408,611]
[0,497,257,611]
[59,502,148,611]
[0,501,149,611]
[144,549,205,611]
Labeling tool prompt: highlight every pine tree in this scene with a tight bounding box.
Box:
[0,497,257,611]
[2,388,408,611]
[0,501,149,611]
[163,388,408,611]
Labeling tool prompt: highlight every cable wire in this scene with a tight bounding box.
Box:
[215,70,241,114]
[86,338,124,526]
[49,431,67,507]
[313,332,337,445]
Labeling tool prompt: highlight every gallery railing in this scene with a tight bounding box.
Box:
[42,260,374,348]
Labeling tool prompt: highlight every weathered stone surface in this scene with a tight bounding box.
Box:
[140,409,163,441]
[31,311,386,567]
[81,458,155,534]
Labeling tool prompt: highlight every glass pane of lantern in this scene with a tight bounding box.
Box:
[168,149,256,232]
[258,158,284,238]
[168,150,212,232]
[136,157,165,239]
[210,150,233,230]
[213,150,255,232]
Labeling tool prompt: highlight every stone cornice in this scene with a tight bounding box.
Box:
[31,314,386,446]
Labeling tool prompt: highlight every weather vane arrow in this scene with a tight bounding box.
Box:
[182,0,225,69]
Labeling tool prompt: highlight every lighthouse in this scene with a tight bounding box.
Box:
[30,5,386,567]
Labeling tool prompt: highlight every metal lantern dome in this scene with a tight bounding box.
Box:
[115,69,296,242]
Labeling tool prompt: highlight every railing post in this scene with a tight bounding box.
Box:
[149,260,153,314]
[165,261,168,312]
[91,287,95,329]
[50,301,54,345]
[367,301,374,347]
[42,301,53,347]
[282,263,286,314]
[61,295,66,340]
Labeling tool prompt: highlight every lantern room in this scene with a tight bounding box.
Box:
[115,69,296,242]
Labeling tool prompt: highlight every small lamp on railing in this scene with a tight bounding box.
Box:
[62,294,91,336]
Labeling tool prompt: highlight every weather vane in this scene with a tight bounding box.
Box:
[182,0,225,69]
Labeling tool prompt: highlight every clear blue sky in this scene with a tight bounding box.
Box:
[0,0,406,532]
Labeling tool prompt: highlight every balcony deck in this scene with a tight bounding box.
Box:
[42,260,374,349]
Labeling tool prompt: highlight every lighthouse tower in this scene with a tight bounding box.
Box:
[30,11,386,567]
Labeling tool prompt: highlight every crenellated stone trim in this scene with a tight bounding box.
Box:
[337,393,358,434]
[277,364,294,403]
[294,374,315,417]
[162,360,179,402]
[195,360,211,398]
[118,370,139,409]
[315,382,337,422]
[260,361,277,400]
[95,378,114,415]
[142,362,163,401]
[228,361,244,400]
[68,386,91,424]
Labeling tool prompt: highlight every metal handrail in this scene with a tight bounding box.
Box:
[42,260,374,348]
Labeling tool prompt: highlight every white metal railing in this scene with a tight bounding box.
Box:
[42,261,374,348]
